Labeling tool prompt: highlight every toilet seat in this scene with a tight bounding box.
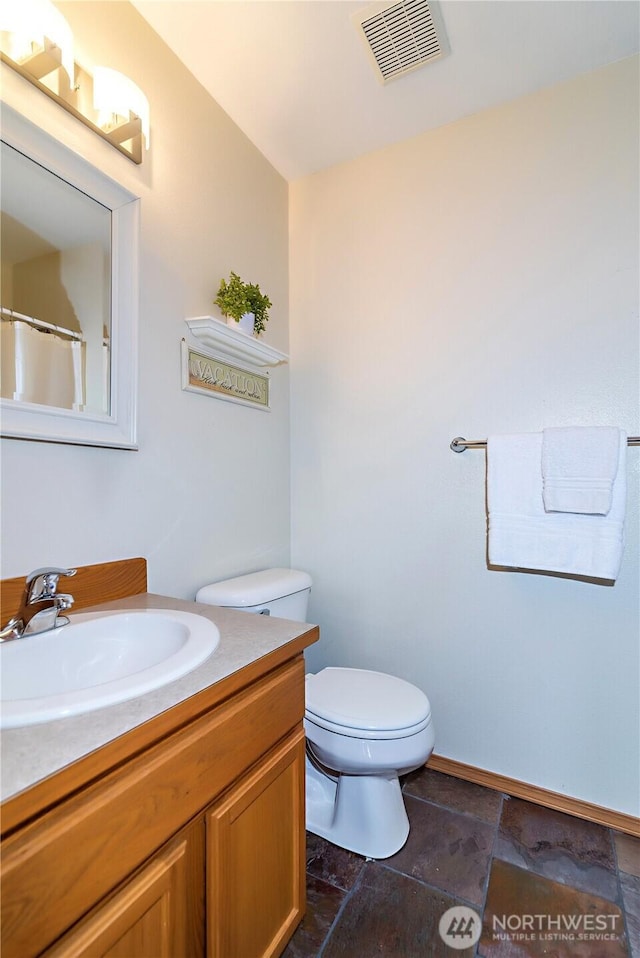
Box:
[305,667,431,741]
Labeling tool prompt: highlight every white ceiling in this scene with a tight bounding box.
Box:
[133,0,640,181]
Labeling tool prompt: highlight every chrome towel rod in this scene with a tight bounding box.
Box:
[451,435,640,452]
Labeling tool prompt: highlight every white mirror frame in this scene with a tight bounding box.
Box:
[0,104,139,449]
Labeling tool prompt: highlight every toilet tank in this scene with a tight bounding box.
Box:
[195,568,312,621]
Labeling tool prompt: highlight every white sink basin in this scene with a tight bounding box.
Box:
[0,609,220,728]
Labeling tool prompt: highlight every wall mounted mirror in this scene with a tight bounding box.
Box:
[0,104,139,448]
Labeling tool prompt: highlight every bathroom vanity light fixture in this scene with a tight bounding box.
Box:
[0,0,149,163]
[92,67,150,154]
[0,0,74,83]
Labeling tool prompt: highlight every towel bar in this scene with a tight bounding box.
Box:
[450,435,640,453]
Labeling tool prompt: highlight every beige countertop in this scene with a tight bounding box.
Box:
[1,593,317,805]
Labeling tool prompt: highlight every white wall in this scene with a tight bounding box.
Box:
[290,56,640,816]
[0,1,291,598]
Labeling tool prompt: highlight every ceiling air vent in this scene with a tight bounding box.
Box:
[353,0,448,84]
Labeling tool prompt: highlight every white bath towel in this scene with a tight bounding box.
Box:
[487,432,626,581]
[542,427,621,515]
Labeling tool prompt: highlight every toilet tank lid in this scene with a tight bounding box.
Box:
[196,568,312,607]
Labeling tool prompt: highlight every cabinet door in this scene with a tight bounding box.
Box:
[206,728,306,958]
[44,819,205,958]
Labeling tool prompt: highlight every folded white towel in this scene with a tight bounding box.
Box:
[542,427,621,515]
[487,432,626,581]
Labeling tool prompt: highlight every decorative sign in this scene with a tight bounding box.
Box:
[181,342,270,410]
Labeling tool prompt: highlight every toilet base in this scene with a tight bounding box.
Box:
[305,753,410,859]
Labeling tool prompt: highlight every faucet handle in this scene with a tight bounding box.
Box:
[26,567,77,600]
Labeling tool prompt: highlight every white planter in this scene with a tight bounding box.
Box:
[226,312,255,336]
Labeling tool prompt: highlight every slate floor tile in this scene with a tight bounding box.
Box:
[403,767,503,824]
[295,778,636,958]
[384,795,494,905]
[322,862,475,958]
[305,832,365,891]
[495,797,618,901]
[479,858,628,958]
[282,875,346,958]
[615,832,640,879]
[620,873,640,958]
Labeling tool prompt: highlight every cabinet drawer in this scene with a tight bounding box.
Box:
[1,657,304,958]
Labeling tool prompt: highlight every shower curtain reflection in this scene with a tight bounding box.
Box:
[1,317,85,410]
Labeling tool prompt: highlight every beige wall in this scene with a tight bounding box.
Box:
[0,1,291,598]
[59,243,109,413]
[12,250,83,332]
[290,56,640,815]
[1,259,13,305]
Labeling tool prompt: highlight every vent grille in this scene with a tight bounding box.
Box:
[355,0,447,83]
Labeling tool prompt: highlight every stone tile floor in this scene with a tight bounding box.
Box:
[284,767,639,958]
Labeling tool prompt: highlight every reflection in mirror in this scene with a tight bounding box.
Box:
[1,141,112,414]
[0,104,139,449]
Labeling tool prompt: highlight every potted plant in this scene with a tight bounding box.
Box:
[214,271,272,336]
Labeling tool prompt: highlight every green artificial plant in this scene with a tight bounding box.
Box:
[214,271,272,335]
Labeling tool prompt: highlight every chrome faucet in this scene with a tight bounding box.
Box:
[0,567,77,642]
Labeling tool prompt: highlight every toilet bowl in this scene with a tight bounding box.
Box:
[195,569,435,859]
[304,667,434,858]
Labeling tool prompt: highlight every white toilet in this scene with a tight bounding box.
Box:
[196,568,435,859]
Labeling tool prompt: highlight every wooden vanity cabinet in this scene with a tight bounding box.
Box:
[1,656,308,958]
[44,818,206,958]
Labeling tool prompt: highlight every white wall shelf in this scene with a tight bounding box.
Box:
[185,316,288,368]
